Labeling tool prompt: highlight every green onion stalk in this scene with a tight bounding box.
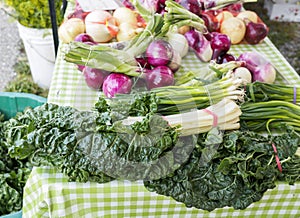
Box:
[203,0,258,10]
[245,82,300,103]
[175,60,245,86]
[162,0,208,35]
[112,75,244,115]
[240,100,300,133]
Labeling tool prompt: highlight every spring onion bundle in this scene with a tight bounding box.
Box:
[240,100,300,132]
[110,75,244,115]
[245,81,300,103]
[162,0,207,34]
[122,98,241,136]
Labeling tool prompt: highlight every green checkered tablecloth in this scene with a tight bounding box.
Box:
[22,38,300,217]
[23,166,300,218]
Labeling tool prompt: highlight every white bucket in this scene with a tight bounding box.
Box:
[17,23,55,89]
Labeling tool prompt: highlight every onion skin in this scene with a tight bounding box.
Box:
[220,17,246,44]
[85,10,118,43]
[210,32,231,61]
[238,52,276,84]
[145,66,174,90]
[102,73,133,98]
[113,7,138,26]
[244,21,269,45]
[146,39,173,67]
[168,50,182,73]
[58,18,85,43]
[184,29,213,62]
[167,33,189,58]
[74,33,97,44]
[83,67,110,90]
[179,0,202,16]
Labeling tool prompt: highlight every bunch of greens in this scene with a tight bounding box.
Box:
[7,96,195,182]
[240,82,300,132]
[2,92,300,212]
[144,127,300,211]
[0,113,31,215]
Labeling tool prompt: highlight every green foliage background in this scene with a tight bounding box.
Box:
[3,0,64,28]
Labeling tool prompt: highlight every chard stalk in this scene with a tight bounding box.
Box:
[121,98,242,136]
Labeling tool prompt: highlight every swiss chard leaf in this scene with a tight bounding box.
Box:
[144,128,300,211]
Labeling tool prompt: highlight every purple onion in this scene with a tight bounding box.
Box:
[145,66,174,90]
[83,67,109,90]
[179,0,202,16]
[210,32,231,60]
[237,51,276,83]
[102,73,133,98]
[146,39,173,67]
[74,33,97,44]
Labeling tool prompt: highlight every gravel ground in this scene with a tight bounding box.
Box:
[0,9,21,91]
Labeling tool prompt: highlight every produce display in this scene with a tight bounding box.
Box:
[60,0,272,95]
[1,0,300,216]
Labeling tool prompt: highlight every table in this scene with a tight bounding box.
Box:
[22,38,300,217]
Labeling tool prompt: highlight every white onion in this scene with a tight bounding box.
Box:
[113,7,137,26]
[116,22,137,42]
[58,18,85,43]
[85,10,118,43]
[166,32,189,58]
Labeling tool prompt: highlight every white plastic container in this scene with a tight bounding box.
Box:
[264,0,300,22]
[17,23,55,89]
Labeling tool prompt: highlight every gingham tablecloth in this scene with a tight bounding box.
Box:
[22,38,300,217]
[23,166,300,218]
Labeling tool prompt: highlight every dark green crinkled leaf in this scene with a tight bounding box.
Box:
[78,113,195,181]
[144,128,300,211]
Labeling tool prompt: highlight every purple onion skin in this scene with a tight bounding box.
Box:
[74,33,97,44]
[102,73,133,98]
[135,53,152,69]
[238,52,264,71]
[121,0,135,10]
[185,29,212,62]
[244,21,269,45]
[210,32,231,60]
[184,29,200,48]
[238,51,276,83]
[146,39,174,67]
[200,11,220,32]
[77,64,85,72]
[83,67,110,90]
[251,63,276,83]
[145,66,174,90]
[179,0,202,16]
[217,53,236,64]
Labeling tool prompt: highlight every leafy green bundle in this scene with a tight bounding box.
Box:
[0,113,31,215]
[144,127,300,211]
[6,98,195,182]
[1,91,300,213]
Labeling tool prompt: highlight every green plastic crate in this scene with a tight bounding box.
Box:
[0,92,46,218]
[0,92,46,120]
